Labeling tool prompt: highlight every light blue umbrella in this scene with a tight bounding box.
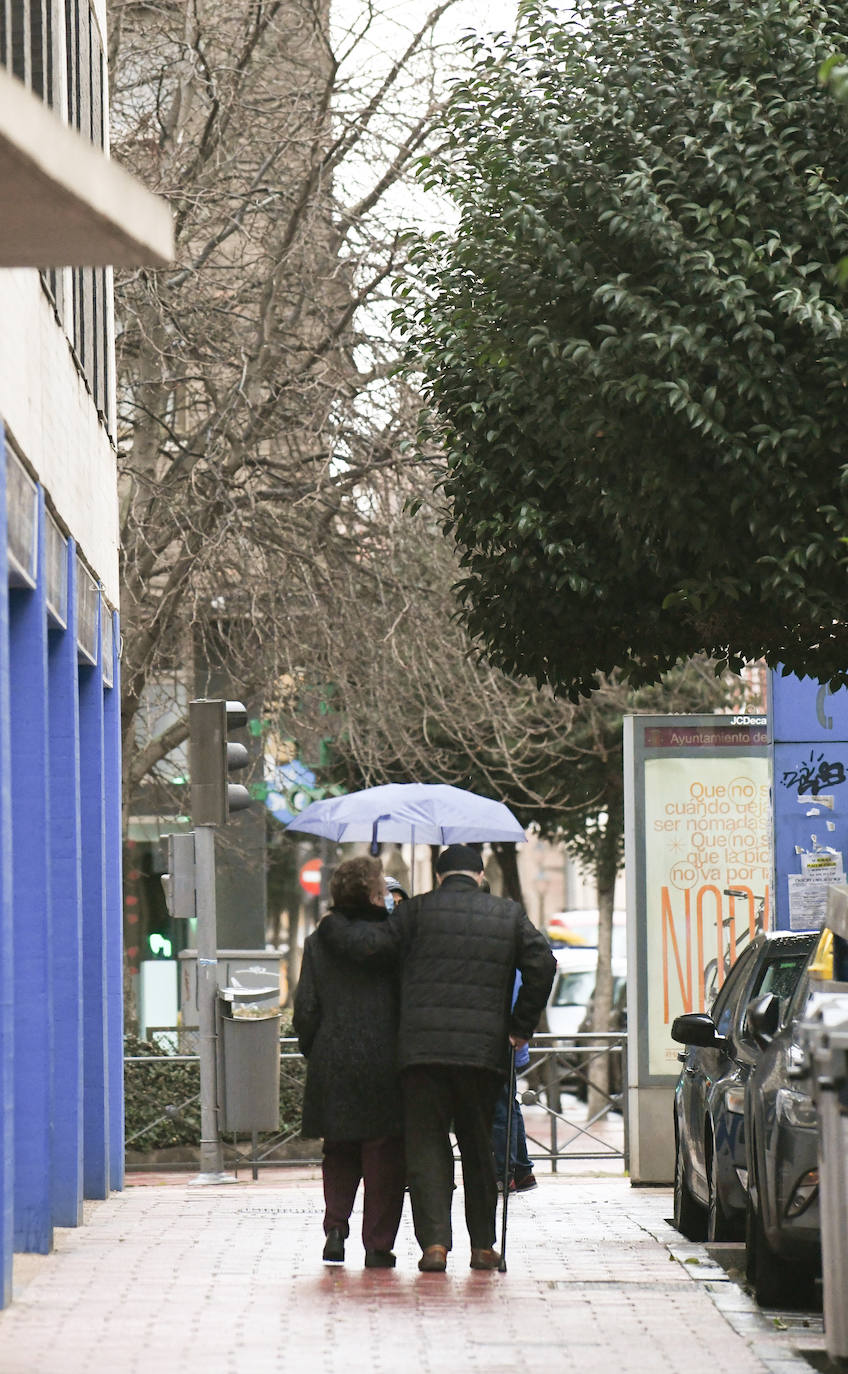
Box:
[285,782,526,849]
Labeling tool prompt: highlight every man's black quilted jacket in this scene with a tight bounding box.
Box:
[317,873,556,1075]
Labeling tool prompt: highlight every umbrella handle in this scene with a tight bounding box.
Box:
[370,814,391,856]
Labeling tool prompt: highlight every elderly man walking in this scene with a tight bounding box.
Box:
[317,843,555,1273]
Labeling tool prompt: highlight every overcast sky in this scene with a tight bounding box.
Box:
[331,0,520,73]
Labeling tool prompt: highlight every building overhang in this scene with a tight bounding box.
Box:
[0,66,173,268]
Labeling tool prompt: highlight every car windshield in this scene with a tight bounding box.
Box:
[552,970,596,1008]
[782,937,826,1025]
[750,954,809,1005]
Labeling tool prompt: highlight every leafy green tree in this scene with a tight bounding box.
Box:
[401,0,848,699]
[281,485,744,1081]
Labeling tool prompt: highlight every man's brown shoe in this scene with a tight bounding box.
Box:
[469,1247,501,1270]
[418,1245,448,1273]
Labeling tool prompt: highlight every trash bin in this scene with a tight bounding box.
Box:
[217,985,281,1134]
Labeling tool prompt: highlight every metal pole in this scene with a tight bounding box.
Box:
[800,991,848,1363]
[190,824,231,1184]
[817,1075,848,1361]
[622,1036,630,1175]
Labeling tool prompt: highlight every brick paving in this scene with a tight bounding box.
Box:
[0,1171,826,1374]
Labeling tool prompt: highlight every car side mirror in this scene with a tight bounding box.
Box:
[670,1012,727,1049]
[746,992,780,1047]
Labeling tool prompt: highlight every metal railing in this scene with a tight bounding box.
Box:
[125,1032,628,1175]
[520,1032,628,1172]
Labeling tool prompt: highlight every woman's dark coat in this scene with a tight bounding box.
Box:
[293,903,402,1141]
[318,874,556,1077]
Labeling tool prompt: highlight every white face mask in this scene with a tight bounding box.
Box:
[384,892,395,912]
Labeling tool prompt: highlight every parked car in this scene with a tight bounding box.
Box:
[744,933,830,1307]
[671,929,817,1244]
[546,949,626,1094]
[546,949,626,1038]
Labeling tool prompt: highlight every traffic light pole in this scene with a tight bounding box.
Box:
[191,823,230,1183]
[188,697,250,1185]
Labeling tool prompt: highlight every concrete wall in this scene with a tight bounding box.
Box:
[0,270,118,602]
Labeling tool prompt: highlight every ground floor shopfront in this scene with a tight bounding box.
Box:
[0,433,123,1305]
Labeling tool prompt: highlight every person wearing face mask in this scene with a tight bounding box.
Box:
[317,844,555,1274]
[293,856,405,1269]
[384,875,409,909]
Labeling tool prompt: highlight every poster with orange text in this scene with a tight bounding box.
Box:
[644,753,771,1077]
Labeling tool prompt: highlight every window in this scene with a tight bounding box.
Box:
[711,942,758,1037]
[1,3,111,426]
[750,953,809,1010]
[76,556,98,665]
[101,602,113,686]
[65,0,109,423]
[1,1,52,101]
[552,970,597,1009]
[44,508,68,626]
[6,447,38,588]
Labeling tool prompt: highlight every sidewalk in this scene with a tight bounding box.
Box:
[0,1170,831,1374]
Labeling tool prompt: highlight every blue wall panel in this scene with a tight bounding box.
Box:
[9,492,53,1252]
[79,600,109,1199]
[770,672,848,930]
[49,542,83,1227]
[0,428,13,1304]
[104,610,123,1190]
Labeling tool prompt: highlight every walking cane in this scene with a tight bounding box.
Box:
[498,1041,517,1274]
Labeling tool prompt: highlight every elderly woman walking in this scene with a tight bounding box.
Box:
[293,855,405,1268]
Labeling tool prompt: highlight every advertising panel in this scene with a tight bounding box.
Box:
[624,714,771,1181]
[643,751,770,1076]
[625,715,771,1084]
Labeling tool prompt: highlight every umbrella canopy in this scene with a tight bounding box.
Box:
[285,782,526,847]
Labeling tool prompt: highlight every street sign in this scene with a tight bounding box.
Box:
[299,858,322,896]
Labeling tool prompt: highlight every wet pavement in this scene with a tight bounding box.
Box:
[0,1167,834,1374]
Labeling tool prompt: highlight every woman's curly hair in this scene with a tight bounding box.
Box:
[329,856,384,910]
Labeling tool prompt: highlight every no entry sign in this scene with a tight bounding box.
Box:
[299,858,322,897]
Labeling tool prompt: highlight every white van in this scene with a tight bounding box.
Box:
[546,947,627,1038]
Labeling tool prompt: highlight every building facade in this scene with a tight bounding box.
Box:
[0,0,171,1307]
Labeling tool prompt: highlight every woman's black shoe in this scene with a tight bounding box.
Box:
[364,1250,396,1268]
[322,1229,345,1263]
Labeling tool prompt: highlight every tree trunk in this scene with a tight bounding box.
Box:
[286,901,302,1009]
[490,841,524,904]
[429,844,441,890]
[586,814,621,1119]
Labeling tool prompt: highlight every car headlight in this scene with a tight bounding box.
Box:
[776,1087,818,1130]
[723,1084,745,1115]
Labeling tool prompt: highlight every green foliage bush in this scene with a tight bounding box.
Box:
[123,1025,306,1153]
[124,1033,201,1150]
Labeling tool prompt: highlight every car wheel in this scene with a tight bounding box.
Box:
[746,1162,795,1307]
[674,1122,707,1241]
[707,1129,742,1242]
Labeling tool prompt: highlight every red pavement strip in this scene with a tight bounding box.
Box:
[0,1172,822,1374]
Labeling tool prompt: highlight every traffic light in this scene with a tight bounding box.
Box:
[160,832,197,919]
[189,698,252,826]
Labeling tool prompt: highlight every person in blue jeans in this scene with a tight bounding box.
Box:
[492,974,537,1192]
